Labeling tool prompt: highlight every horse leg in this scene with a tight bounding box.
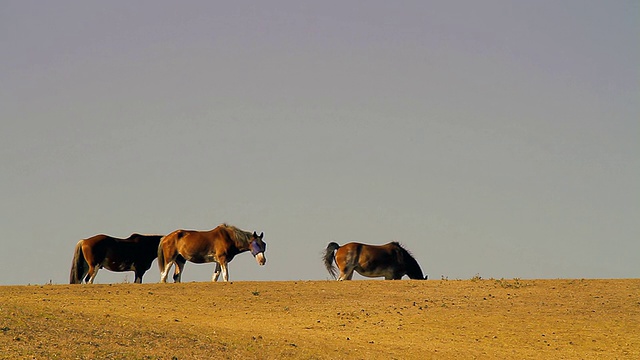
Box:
[87,264,99,284]
[80,245,96,284]
[334,246,358,281]
[338,267,355,281]
[159,234,180,283]
[212,262,221,282]
[160,261,173,283]
[337,258,356,281]
[81,263,91,283]
[338,269,353,281]
[159,248,179,283]
[219,262,229,282]
[173,257,186,283]
[344,270,355,280]
[134,268,144,284]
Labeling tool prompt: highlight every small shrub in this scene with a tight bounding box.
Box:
[496,278,526,289]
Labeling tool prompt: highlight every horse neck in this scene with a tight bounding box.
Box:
[227,226,252,251]
[399,247,424,279]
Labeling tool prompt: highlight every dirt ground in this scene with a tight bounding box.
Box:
[1,279,638,359]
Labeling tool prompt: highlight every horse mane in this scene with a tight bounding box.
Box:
[221,223,253,248]
[394,242,425,280]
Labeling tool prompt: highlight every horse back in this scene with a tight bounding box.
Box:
[167,226,237,263]
[80,234,114,262]
[337,242,397,258]
[358,242,399,267]
[123,234,163,261]
[335,242,402,276]
[83,234,161,270]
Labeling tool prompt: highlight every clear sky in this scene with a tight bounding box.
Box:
[1,1,638,284]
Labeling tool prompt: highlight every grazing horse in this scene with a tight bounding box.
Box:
[70,234,163,284]
[158,224,266,283]
[323,241,427,280]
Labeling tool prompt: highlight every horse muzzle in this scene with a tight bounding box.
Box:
[255,252,266,266]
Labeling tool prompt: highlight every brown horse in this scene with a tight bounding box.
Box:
[158,224,266,283]
[323,242,427,280]
[70,234,163,284]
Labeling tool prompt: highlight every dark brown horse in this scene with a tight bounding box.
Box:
[323,242,427,280]
[70,234,163,284]
[158,224,266,283]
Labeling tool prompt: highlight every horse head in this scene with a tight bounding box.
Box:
[250,231,266,265]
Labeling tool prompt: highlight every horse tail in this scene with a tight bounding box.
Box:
[157,235,167,273]
[323,242,340,279]
[70,240,86,284]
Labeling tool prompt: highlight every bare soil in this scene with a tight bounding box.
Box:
[1,279,638,359]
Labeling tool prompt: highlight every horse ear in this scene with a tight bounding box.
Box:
[259,232,264,239]
[253,231,258,237]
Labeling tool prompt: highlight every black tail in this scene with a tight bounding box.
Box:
[323,242,340,279]
[69,240,86,284]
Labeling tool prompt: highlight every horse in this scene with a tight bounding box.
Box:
[323,241,427,280]
[70,233,163,284]
[158,223,266,283]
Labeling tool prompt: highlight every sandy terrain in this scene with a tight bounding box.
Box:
[1,279,638,359]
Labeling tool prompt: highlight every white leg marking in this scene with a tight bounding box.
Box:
[160,262,173,283]
[221,263,229,282]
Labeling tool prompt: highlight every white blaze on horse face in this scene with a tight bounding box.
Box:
[255,252,266,265]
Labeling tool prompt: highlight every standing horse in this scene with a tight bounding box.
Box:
[70,234,163,284]
[323,241,427,280]
[158,224,266,283]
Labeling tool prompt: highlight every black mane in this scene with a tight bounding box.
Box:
[396,243,425,280]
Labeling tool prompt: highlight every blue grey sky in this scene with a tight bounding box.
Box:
[1,1,638,284]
